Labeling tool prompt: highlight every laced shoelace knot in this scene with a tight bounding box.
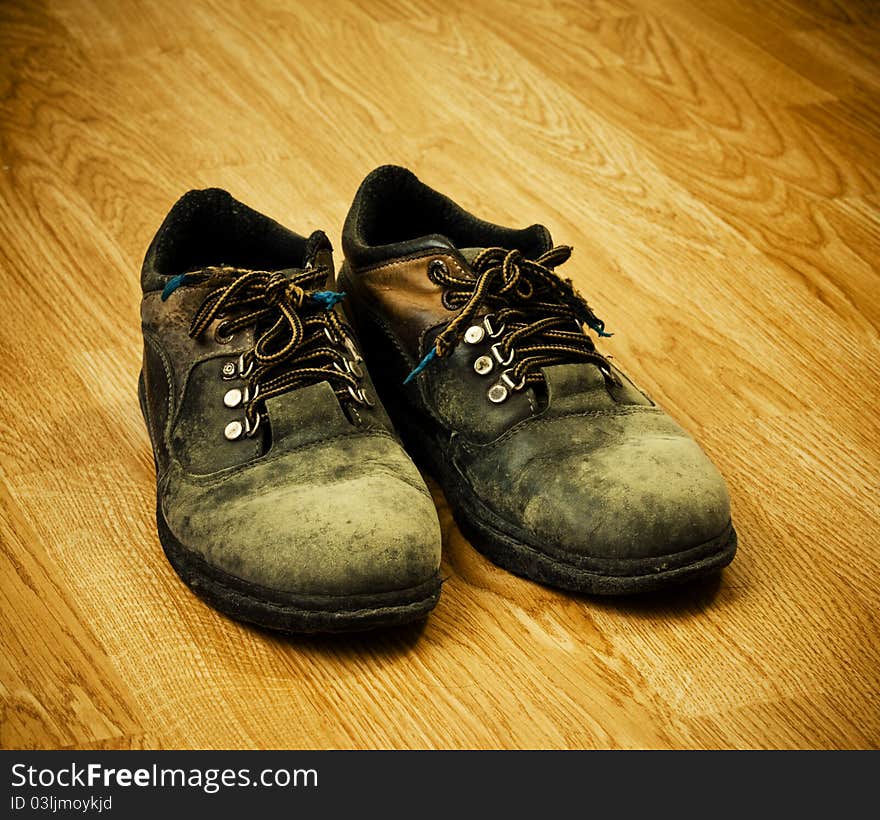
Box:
[404,245,615,393]
[162,258,367,433]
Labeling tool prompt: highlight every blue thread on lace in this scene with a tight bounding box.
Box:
[310,290,346,309]
[403,348,437,385]
[161,274,193,301]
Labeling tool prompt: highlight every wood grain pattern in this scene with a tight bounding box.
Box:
[1,0,878,749]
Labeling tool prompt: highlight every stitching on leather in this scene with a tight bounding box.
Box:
[172,554,439,614]
[139,364,154,441]
[469,405,661,453]
[447,256,471,280]
[353,295,419,372]
[179,430,399,487]
[143,332,175,450]
[417,321,446,361]
[339,267,416,367]
[355,303,450,433]
[356,249,445,275]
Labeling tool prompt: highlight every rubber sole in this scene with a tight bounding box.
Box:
[385,394,737,595]
[157,505,441,633]
[139,373,441,633]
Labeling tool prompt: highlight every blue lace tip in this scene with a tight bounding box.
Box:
[310,290,346,309]
[588,319,613,338]
[161,273,190,301]
[403,348,438,385]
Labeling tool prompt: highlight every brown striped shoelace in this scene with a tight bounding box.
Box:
[163,259,364,429]
[405,245,615,389]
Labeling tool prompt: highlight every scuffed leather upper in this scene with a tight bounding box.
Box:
[340,237,732,563]
[140,192,441,596]
[160,432,439,596]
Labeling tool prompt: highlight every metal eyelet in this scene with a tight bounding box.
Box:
[227,418,261,441]
[224,420,244,440]
[487,383,509,404]
[347,385,374,407]
[238,353,254,379]
[464,325,486,345]
[491,342,514,366]
[223,384,258,408]
[428,259,448,282]
[343,335,361,361]
[334,358,366,379]
[221,361,238,380]
[483,314,505,338]
[244,413,261,438]
[324,326,338,344]
[226,411,262,441]
[474,355,493,376]
[214,323,235,344]
[500,369,526,391]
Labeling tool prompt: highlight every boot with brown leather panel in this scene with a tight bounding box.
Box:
[338,165,736,594]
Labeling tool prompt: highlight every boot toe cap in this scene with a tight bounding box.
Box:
[519,433,731,562]
[163,438,442,598]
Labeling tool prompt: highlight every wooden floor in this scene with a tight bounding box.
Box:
[1,0,878,750]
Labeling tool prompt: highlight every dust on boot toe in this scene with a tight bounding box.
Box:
[338,166,736,594]
[139,188,441,632]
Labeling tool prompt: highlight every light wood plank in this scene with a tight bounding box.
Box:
[0,0,877,749]
[0,479,143,748]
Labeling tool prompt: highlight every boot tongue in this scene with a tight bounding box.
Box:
[402,223,554,268]
[303,229,332,265]
[458,247,484,265]
[456,225,554,266]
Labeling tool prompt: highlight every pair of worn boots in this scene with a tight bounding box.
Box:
[139,165,737,633]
